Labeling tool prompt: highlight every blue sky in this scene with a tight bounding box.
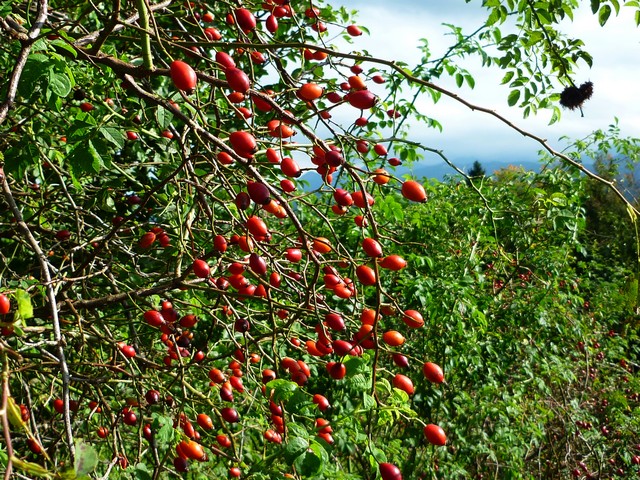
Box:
[332,0,640,167]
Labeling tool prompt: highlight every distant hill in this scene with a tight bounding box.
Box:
[299,158,571,191]
[402,159,544,181]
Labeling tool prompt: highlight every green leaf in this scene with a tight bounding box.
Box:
[14,289,33,321]
[74,441,98,476]
[151,413,174,447]
[598,4,612,25]
[344,356,367,376]
[10,456,54,478]
[465,74,475,89]
[284,437,309,464]
[266,379,299,403]
[87,140,105,173]
[293,441,328,477]
[19,55,48,97]
[507,89,520,106]
[562,4,575,20]
[50,39,78,58]
[487,7,501,25]
[370,446,387,464]
[526,31,544,46]
[3,143,40,177]
[48,68,72,97]
[60,468,82,480]
[362,393,376,410]
[376,377,392,394]
[501,71,515,84]
[350,373,368,390]
[100,127,125,149]
[591,0,600,13]
[134,463,153,480]
[67,140,103,175]
[391,387,410,404]
[0,3,12,16]
[286,388,311,414]
[537,9,552,24]
[611,0,620,14]
[155,106,174,130]
[67,122,94,143]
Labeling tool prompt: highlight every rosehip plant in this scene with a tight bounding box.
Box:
[0,0,638,479]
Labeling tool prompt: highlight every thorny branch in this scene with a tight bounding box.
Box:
[0,0,77,464]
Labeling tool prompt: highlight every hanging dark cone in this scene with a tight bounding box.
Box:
[579,81,594,100]
[559,81,594,110]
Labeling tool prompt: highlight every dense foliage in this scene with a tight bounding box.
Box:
[0,0,639,479]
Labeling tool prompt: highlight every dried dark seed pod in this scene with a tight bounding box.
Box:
[559,81,594,110]
[579,81,594,100]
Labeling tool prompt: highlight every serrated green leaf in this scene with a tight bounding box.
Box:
[67,140,103,175]
[284,437,308,464]
[293,441,328,477]
[155,106,173,130]
[465,74,475,89]
[376,377,392,394]
[598,4,612,25]
[344,356,367,376]
[19,55,48,97]
[14,289,33,321]
[501,71,514,85]
[285,421,308,439]
[67,120,96,143]
[151,413,175,446]
[74,441,98,476]
[87,140,104,173]
[391,387,410,404]
[134,462,153,480]
[370,446,387,464]
[286,388,310,414]
[266,379,298,403]
[100,127,125,149]
[50,39,78,58]
[48,68,72,97]
[507,89,520,106]
[363,393,376,410]
[486,7,501,25]
[350,374,368,393]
